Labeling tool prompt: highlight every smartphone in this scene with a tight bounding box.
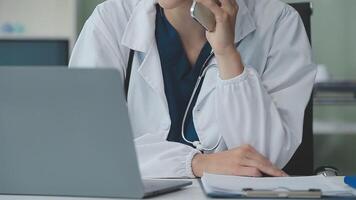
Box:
[190,0,220,32]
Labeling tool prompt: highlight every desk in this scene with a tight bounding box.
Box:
[0,177,353,200]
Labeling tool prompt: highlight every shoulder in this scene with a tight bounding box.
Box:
[244,0,301,29]
[85,0,144,36]
[81,0,142,45]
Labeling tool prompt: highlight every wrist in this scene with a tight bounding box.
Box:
[214,45,237,58]
[192,153,208,177]
[215,48,244,80]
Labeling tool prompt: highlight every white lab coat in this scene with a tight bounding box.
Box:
[69,0,317,178]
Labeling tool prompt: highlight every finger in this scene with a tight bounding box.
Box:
[197,0,225,20]
[233,166,263,177]
[241,157,286,177]
[219,0,235,15]
[244,146,274,166]
[227,0,239,13]
[241,146,287,176]
[229,0,239,8]
[247,157,288,177]
[245,152,287,176]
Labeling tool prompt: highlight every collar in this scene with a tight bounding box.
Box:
[121,0,157,52]
[121,0,256,53]
[234,0,256,44]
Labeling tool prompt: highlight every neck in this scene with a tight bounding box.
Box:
[163,2,206,45]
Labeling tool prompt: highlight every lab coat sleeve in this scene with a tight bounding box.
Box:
[135,134,201,178]
[215,6,317,168]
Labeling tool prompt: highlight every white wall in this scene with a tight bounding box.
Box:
[0,0,77,47]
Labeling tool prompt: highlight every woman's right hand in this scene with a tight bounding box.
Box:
[192,144,288,177]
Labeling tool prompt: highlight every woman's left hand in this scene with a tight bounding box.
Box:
[197,0,238,56]
[196,0,244,80]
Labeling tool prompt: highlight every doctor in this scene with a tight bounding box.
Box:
[70,0,316,178]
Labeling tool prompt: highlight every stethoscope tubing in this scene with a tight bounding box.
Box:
[180,51,223,152]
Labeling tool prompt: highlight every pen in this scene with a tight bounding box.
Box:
[344,176,356,189]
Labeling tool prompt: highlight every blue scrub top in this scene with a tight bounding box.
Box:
[155,5,212,147]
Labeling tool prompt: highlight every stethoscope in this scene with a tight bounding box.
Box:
[158,6,222,151]
[181,41,242,152]
[159,6,239,151]
[180,51,223,152]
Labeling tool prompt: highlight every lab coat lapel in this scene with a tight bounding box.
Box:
[121,0,169,112]
[137,42,168,111]
[121,0,156,53]
[234,0,256,44]
[196,0,256,107]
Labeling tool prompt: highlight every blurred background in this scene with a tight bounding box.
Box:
[0,0,355,175]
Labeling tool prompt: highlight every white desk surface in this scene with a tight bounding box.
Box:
[0,177,352,200]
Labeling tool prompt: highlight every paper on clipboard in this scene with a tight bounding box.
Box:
[201,173,356,198]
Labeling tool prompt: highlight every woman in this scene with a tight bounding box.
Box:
[69,0,316,178]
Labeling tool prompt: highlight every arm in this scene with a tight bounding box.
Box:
[214,6,316,168]
[194,0,316,176]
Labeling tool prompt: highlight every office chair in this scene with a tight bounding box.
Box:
[283,2,314,176]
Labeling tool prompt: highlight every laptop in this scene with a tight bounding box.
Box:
[0,67,192,199]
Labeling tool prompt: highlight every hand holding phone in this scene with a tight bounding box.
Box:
[190,0,239,55]
[190,0,244,80]
[190,0,220,32]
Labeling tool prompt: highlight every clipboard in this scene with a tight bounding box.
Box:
[242,188,322,199]
[199,179,355,199]
[199,180,322,199]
